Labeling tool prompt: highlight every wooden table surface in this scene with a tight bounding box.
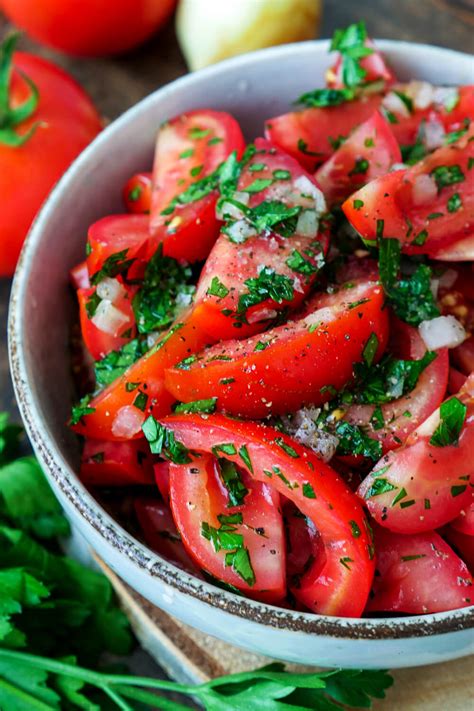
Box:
[0,0,473,695]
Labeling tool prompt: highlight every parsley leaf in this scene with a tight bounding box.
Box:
[89,249,134,286]
[296,87,355,107]
[238,267,295,315]
[430,397,467,447]
[378,237,440,325]
[174,398,217,414]
[70,394,95,426]
[94,338,148,390]
[142,415,191,463]
[133,245,195,334]
[430,164,465,191]
[334,421,382,461]
[330,21,374,89]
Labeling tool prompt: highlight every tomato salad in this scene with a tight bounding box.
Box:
[70,23,474,619]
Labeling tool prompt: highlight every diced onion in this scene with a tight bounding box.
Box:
[411,174,438,206]
[233,191,250,205]
[91,299,129,335]
[111,405,145,439]
[226,219,257,243]
[282,407,339,462]
[382,91,410,119]
[419,315,467,350]
[391,162,408,171]
[433,86,459,111]
[96,277,125,302]
[421,119,446,150]
[294,175,326,214]
[405,80,434,110]
[296,209,318,237]
[217,200,245,220]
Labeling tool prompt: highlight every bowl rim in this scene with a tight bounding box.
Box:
[9,38,474,641]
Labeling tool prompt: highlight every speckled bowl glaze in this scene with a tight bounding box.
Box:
[9,40,474,668]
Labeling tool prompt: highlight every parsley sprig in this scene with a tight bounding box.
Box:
[330,21,375,89]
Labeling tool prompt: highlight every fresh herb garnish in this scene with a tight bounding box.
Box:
[237,267,295,316]
[94,338,148,390]
[70,394,95,426]
[201,513,256,586]
[296,87,355,108]
[218,459,249,507]
[429,397,467,447]
[330,21,374,89]
[133,245,195,334]
[207,276,230,298]
[90,249,134,286]
[430,164,465,191]
[142,416,191,463]
[334,421,383,461]
[174,398,217,414]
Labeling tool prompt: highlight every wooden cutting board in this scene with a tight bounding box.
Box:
[98,560,474,709]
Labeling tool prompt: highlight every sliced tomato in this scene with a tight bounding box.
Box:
[70,260,90,290]
[366,526,473,614]
[86,214,151,282]
[80,438,154,486]
[149,110,245,263]
[265,94,382,171]
[284,500,322,583]
[327,38,395,90]
[344,319,449,452]
[123,172,152,214]
[165,279,388,418]
[153,461,170,503]
[390,85,474,149]
[450,500,474,536]
[134,498,201,575]
[190,139,329,341]
[358,374,474,534]
[443,526,474,574]
[315,111,400,205]
[78,283,136,361]
[452,335,474,374]
[159,413,374,617]
[342,126,474,256]
[169,453,285,603]
[448,367,467,394]
[431,235,474,262]
[71,310,211,441]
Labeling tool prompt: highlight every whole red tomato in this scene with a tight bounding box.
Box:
[0,35,101,276]
[2,0,177,56]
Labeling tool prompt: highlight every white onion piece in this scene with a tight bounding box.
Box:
[391,162,408,171]
[421,119,446,150]
[233,190,250,205]
[96,277,125,302]
[226,219,257,243]
[111,405,145,439]
[217,200,246,220]
[382,91,410,119]
[433,86,459,111]
[412,174,438,206]
[282,407,339,462]
[296,209,318,237]
[91,299,129,335]
[405,80,434,110]
[247,307,277,324]
[419,315,467,350]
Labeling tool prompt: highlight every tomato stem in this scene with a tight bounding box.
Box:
[0,32,41,146]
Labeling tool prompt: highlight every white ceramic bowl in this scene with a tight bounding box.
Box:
[9,39,474,668]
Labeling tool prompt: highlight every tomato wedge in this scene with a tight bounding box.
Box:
[443,526,474,574]
[80,438,154,486]
[265,95,382,171]
[189,138,329,341]
[86,214,151,281]
[450,500,474,537]
[169,453,286,602]
[342,126,474,256]
[150,110,245,263]
[134,498,201,575]
[165,279,389,418]
[78,282,136,361]
[71,310,211,441]
[315,111,400,206]
[358,374,474,534]
[156,413,375,617]
[123,172,152,214]
[366,526,473,614]
[344,319,449,452]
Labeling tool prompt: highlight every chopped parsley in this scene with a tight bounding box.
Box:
[174,398,217,414]
[296,87,355,108]
[70,394,95,426]
[218,459,249,507]
[365,477,397,499]
[429,397,467,447]
[286,249,319,275]
[447,193,462,213]
[243,178,273,193]
[302,482,316,498]
[334,421,382,461]
[201,514,255,586]
[207,276,230,298]
[94,338,148,390]
[362,333,379,367]
[90,249,134,286]
[430,164,465,191]
[330,21,374,89]
[237,267,294,316]
[142,416,191,463]
[133,245,195,334]
[348,158,369,176]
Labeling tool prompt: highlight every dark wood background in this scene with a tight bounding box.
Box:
[0,0,473,416]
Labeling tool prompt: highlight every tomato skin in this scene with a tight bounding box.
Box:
[430,235,474,262]
[153,462,170,503]
[344,319,449,452]
[86,214,151,282]
[358,376,474,534]
[165,280,389,419]
[452,336,474,375]
[2,0,177,56]
[190,138,329,341]
[0,52,101,276]
[366,526,473,614]
[315,111,401,206]
[342,128,474,256]
[327,39,396,90]
[169,454,286,602]
[265,95,382,171]
[123,172,152,214]
[78,284,136,361]
[80,438,154,486]
[134,498,201,575]
[443,526,474,574]
[159,413,374,617]
[150,110,245,263]
[450,501,474,537]
[71,311,211,441]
